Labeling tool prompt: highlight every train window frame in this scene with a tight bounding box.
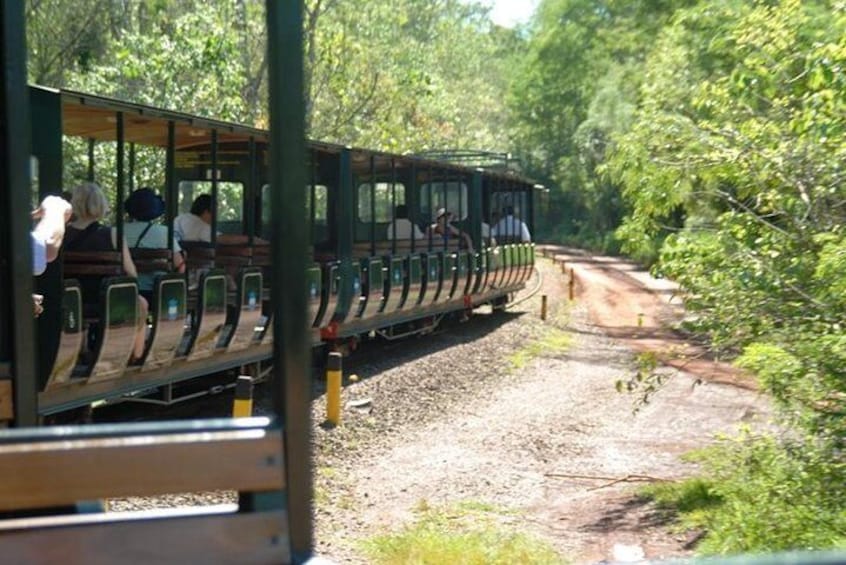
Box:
[261,183,329,241]
[357,181,406,224]
[490,190,528,224]
[419,181,468,222]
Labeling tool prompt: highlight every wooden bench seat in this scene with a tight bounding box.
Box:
[44,280,84,391]
[179,241,215,272]
[185,270,228,360]
[142,274,188,371]
[0,418,289,564]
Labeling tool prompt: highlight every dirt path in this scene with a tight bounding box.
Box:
[545,246,758,390]
[314,251,770,564]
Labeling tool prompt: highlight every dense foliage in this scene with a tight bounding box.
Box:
[26,0,516,154]
[645,431,846,553]
[613,0,846,440]
[512,0,845,554]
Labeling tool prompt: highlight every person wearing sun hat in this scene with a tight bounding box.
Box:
[124,187,185,297]
[426,207,473,251]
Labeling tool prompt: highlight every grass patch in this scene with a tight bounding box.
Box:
[508,328,572,370]
[362,499,566,564]
[640,478,722,532]
[639,432,846,555]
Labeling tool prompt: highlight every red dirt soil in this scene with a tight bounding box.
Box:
[538,245,758,391]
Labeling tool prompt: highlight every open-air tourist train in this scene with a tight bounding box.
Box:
[30,85,540,418]
[0,2,539,561]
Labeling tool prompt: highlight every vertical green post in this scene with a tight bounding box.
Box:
[337,148,354,320]
[266,0,312,560]
[87,138,95,181]
[116,112,125,247]
[210,129,218,246]
[470,170,483,249]
[0,0,37,426]
[247,136,256,245]
[165,121,176,253]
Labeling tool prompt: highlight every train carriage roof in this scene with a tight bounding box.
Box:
[37,86,268,149]
[34,85,541,189]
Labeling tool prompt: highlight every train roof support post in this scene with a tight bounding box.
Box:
[266,0,313,560]
[0,0,38,426]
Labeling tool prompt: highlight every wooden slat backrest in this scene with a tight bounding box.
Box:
[0,508,289,565]
[352,240,465,257]
[0,424,284,510]
[216,244,253,258]
[130,248,173,273]
[0,417,288,563]
[180,241,216,271]
[63,251,123,276]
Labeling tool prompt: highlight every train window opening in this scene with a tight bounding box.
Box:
[63,136,121,223]
[179,180,244,234]
[261,183,329,244]
[491,189,527,220]
[307,184,329,223]
[126,144,167,196]
[357,182,406,224]
[420,181,468,222]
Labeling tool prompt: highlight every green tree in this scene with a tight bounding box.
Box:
[610,0,846,474]
[304,0,515,152]
[508,0,691,242]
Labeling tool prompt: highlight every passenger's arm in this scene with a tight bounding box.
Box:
[173,249,185,273]
[171,238,186,273]
[121,239,139,278]
[31,196,72,263]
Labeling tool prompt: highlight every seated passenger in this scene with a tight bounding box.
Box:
[481,221,497,247]
[125,187,185,301]
[426,208,473,251]
[65,182,149,362]
[175,193,265,245]
[386,204,425,240]
[31,195,73,317]
[32,195,73,276]
[174,194,213,243]
[492,206,532,243]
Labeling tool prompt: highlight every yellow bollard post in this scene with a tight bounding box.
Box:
[638,313,644,327]
[232,375,253,418]
[326,351,342,425]
[541,294,548,321]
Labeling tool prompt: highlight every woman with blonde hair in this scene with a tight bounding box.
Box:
[65,182,149,362]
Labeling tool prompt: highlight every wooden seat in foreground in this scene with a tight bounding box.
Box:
[0,417,289,564]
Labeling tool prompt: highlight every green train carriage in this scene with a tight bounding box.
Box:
[27,85,540,417]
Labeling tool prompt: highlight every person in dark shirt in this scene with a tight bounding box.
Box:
[65,182,148,361]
